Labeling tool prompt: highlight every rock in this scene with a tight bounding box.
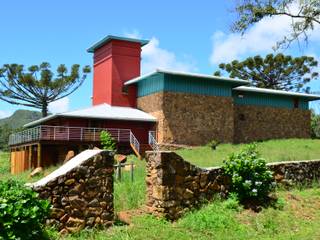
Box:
[29,167,43,178]
[60,214,69,223]
[66,217,85,233]
[59,228,69,235]
[88,199,100,207]
[183,189,194,199]
[65,179,76,186]
[114,154,127,163]
[64,150,75,163]
[51,208,65,219]
[69,196,87,209]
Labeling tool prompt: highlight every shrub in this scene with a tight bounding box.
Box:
[311,111,320,138]
[0,180,51,240]
[207,139,219,150]
[100,130,116,151]
[223,144,275,204]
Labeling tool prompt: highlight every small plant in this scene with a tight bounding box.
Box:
[0,180,51,240]
[223,144,275,204]
[100,130,116,151]
[207,139,219,150]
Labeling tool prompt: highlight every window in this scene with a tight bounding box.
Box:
[122,85,129,95]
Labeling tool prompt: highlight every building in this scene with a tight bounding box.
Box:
[9,35,320,174]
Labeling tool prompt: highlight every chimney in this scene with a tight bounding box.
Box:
[87,35,149,107]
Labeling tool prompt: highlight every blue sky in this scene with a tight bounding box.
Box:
[0,0,319,117]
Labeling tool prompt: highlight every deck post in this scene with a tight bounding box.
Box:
[37,143,41,167]
[28,145,32,170]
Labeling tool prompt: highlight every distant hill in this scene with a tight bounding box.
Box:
[0,110,42,129]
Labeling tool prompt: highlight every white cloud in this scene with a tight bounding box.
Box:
[0,110,12,119]
[48,97,69,114]
[124,31,197,73]
[210,3,320,65]
[141,37,197,73]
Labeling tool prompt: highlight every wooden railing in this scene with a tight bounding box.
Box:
[8,125,132,146]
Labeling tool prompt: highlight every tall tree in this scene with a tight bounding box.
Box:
[214,53,319,92]
[0,63,91,117]
[232,0,320,48]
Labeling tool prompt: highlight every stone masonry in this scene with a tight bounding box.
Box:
[234,105,311,143]
[146,151,320,220]
[138,91,234,145]
[30,150,114,234]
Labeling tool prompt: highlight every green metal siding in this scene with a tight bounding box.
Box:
[233,92,309,110]
[137,73,165,97]
[164,75,231,97]
[137,73,232,97]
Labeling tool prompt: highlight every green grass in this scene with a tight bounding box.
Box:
[177,138,320,167]
[52,186,320,240]
[2,139,320,239]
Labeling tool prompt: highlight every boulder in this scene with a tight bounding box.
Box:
[29,167,43,178]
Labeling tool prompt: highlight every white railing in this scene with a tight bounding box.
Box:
[148,131,159,152]
[8,125,131,146]
[129,131,140,154]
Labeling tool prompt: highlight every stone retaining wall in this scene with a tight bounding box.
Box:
[145,151,320,220]
[30,150,114,234]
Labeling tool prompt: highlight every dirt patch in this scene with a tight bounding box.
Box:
[117,209,146,225]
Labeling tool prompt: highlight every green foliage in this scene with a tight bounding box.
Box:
[311,111,320,138]
[0,110,42,129]
[0,63,91,117]
[0,180,51,240]
[232,0,320,48]
[223,144,275,203]
[206,139,219,151]
[0,124,12,151]
[100,130,116,151]
[214,53,318,92]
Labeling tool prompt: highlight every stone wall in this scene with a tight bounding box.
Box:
[146,151,320,220]
[234,105,311,143]
[138,91,234,145]
[30,150,114,234]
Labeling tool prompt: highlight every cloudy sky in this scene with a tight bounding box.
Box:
[0,0,319,118]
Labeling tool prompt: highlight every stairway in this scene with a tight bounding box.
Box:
[129,131,159,159]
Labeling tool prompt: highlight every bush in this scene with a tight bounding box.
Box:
[311,111,320,138]
[0,180,51,240]
[100,130,116,151]
[207,139,219,150]
[223,144,275,203]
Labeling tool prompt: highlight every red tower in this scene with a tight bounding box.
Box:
[87,35,149,107]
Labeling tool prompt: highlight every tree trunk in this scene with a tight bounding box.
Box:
[42,102,48,117]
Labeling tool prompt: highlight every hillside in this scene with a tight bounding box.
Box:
[0,110,42,129]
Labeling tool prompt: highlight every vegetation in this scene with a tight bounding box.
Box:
[214,53,319,92]
[0,110,42,129]
[100,131,116,151]
[232,0,320,49]
[0,180,51,240]
[206,139,219,150]
[48,186,320,239]
[0,63,91,117]
[177,138,320,167]
[223,144,275,204]
[311,111,320,138]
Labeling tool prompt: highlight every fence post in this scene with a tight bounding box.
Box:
[117,161,122,182]
[130,161,134,182]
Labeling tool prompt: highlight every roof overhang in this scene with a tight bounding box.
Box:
[233,86,320,101]
[124,69,250,86]
[87,35,149,53]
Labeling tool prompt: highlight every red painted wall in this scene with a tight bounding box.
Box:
[92,40,141,107]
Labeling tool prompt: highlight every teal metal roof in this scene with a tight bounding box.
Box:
[125,69,250,86]
[234,86,320,101]
[87,35,149,53]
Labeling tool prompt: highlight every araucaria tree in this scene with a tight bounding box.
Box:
[232,0,320,48]
[0,63,91,117]
[214,53,319,92]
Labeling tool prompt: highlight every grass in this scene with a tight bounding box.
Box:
[177,138,320,167]
[2,139,320,239]
[49,186,320,240]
